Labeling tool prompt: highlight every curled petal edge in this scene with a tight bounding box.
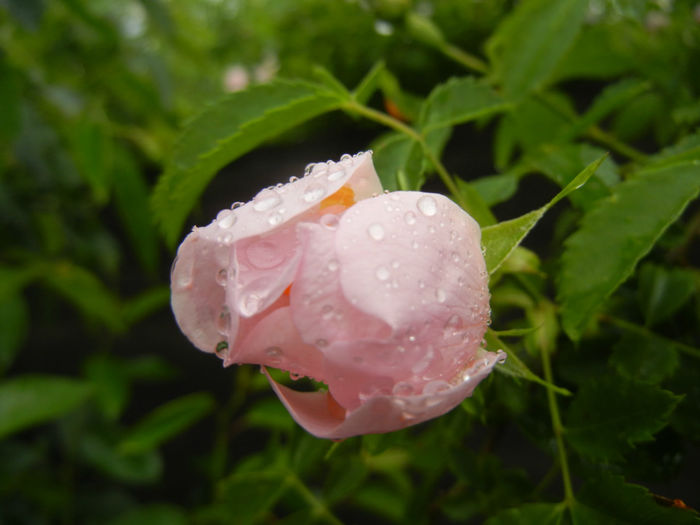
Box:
[263,349,505,439]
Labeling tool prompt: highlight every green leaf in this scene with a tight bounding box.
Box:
[565,376,681,460]
[122,286,170,326]
[245,397,295,432]
[371,132,422,191]
[41,262,125,332]
[455,177,497,226]
[323,459,368,504]
[119,392,214,454]
[486,0,588,99]
[0,375,92,438]
[559,78,649,142]
[483,155,605,274]
[576,473,700,525]
[485,503,566,525]
[353,61,386,105]
[84,354,130,419]
[152,80,344,246]
[418,77,508,133]
[216,470,289,525]
[646,130,700,169]
[609,332,679,385]
[558,162,700,340]
[637,263,696,327]
[471,173,519,207]
[112,148,160,275]
[79,433,162,484]
[485,330,570,396]
[529,143,619,209]
[69,120,112,204]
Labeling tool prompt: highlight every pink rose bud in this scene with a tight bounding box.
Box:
[171,152,503,439]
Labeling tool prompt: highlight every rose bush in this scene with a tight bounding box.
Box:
[170,152,503,438]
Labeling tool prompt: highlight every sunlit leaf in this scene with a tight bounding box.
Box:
[558,162,700,340]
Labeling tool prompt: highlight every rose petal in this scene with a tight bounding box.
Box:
[335,192,490,383]
[228,305,324,380]
[265,349,504,439]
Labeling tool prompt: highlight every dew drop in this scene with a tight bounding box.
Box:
[316,338,328,348]
[340,153,352,162]
[404,211,417,225]
[367,223,385,241]
[216,268,228,286]
[423,380,451,395]
[451,252,461,264]
[375,265,390,281]
[417,195,438,216]
[302,183,326,203]
[217,306,231,335]
[246,240,284,269]
[241,293,262,317]
[289,372,302,381]
[267,211,284,226]
[392,381,414,396]
[265,346,283,363]
[217,210,237,229]
[252,189,281,212]
[435,288,447,303]
[327,168,345,182]
[321,304,334,319]
[327,259,339,272]
[215,340,228,358]
[289,175,300,183]
[320,214,340,230]
[230,201,245,210]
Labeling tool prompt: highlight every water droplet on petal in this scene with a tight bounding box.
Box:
[246,240,284,269]
[321,304,333,319]
[327,168,345,182]
[267,211,283,226]
[230,201,244,210]
[435,288,447,303]
[375,265,390,281]
[217,210,236,229]
[215,340,228,358]
[320,214,339,230]
[252,189,281,212]
[302,183,326,203]
[423,380,451,395]
[265,346,283,363]
[367,223,385,241]
[393,381,414,396]
[289,372,302,381]
[417,195,437,216]
[289,175,300,183]
[217,306,231,335]
[216,268,228,286]
[404,211,417,225]
[327,259,339,272]
[316,338,328,348]
[240,293,262,317]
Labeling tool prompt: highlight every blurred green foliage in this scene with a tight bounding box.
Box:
[1,0,700,523]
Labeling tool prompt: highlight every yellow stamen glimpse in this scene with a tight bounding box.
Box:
[320,185,355,211]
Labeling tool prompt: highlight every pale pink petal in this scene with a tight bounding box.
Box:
[171,232,236,354]
[228,306,324,381]
[335,192,490,386]
[266,349,505,439]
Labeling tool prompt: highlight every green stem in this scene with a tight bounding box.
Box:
[287,472,344,525]
[540,347,575,506]
[342,100,466,207]
[586,126,648,163]
[601,315,700,360]
[440,42,489,74]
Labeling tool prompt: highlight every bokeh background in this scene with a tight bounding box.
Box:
[1,1,699,524]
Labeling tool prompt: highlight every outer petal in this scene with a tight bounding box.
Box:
[227,306,324,381]
[265,349,505,439]
[335,192,490,384]
[171,151,381,353]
